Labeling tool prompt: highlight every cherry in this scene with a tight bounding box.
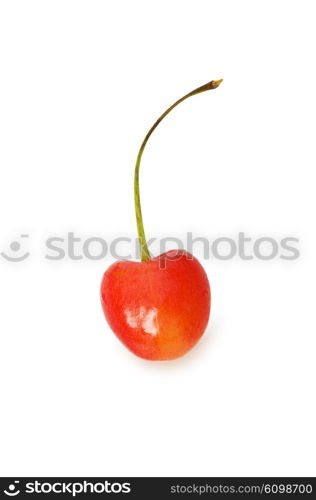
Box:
[101,79,223,360]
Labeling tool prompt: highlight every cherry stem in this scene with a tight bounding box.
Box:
[134,78,223,261]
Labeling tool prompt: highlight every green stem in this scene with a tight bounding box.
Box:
[134,78,223,261]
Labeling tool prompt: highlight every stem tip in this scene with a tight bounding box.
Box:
[212,79,224,88]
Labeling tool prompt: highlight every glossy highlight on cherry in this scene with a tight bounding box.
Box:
[101,79,223,360]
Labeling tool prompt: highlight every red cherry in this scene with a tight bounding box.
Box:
[101,79,223,360]
[101,250,210,360]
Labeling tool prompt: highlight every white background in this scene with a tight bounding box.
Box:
[0,0,315,477]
